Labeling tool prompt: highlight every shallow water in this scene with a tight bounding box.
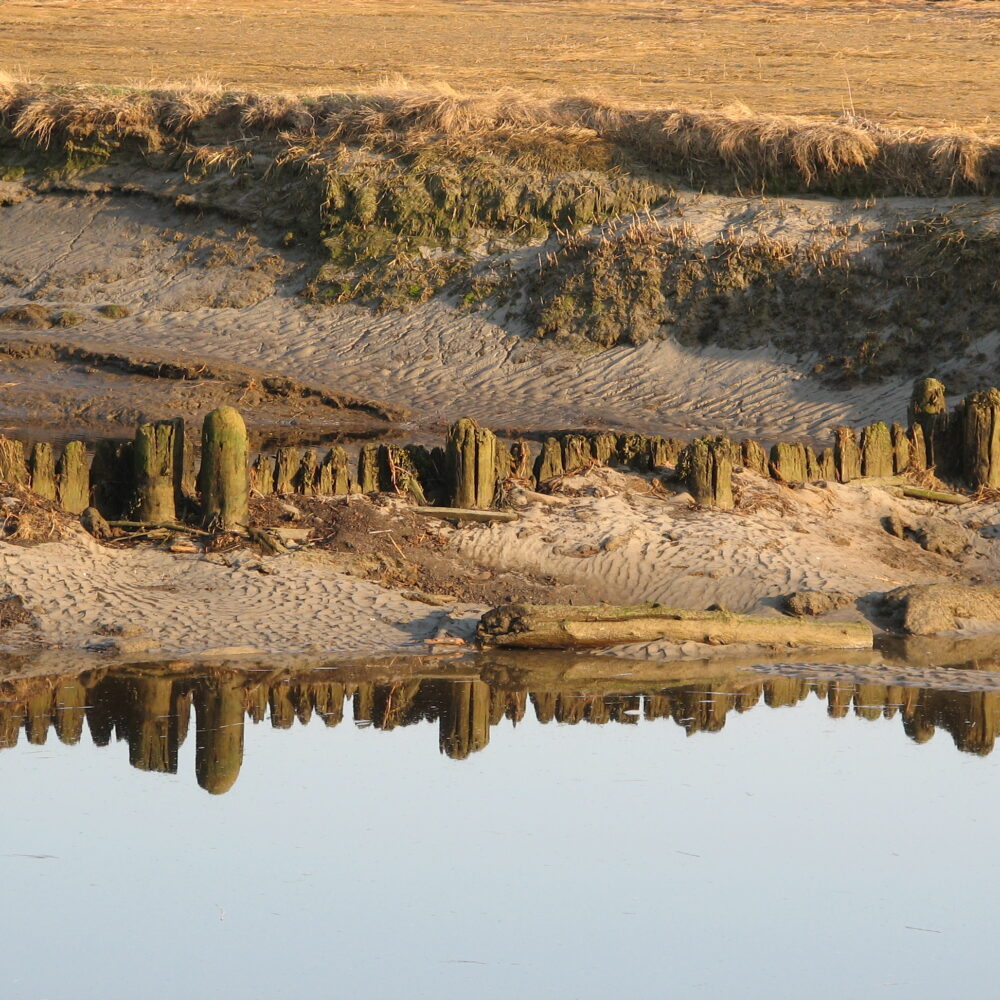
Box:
[2,658,998,999]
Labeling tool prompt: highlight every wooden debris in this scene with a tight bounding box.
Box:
[80,506,113,540]
[477,603,874,650]
[412,506,518,523]
[199,406,249,531]
[900,486,969,505]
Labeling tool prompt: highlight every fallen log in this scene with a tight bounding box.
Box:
[412,506,518,523]
[477,603,873,650]
[899,486,969,505]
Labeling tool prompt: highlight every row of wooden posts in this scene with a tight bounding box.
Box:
[0,377,994,525]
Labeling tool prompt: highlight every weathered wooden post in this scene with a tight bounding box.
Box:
[296,450,319,495]
[0,436,27,485]
[561,434,591,473]
[134,418,183,521]
[769,442,807,483]
[962,388,1000,488]
[589,432,618,465]
[890,422,910,474]
[318,446,351,495]
[510,440,535,482]
[357,444,381,493]
[834,426,861,483]
[860,422,893,478]
[534,437,564,484]
[273,446,302,494]
[446,418,498,509]
[617,433,652,472]
[28,442,56,500]
[57,441,90,514]
[678,436,734,509]
[90,439,133,518]
[908,377,949,471]
[199,406,249,531]
[908,424,928,472]
[818,447,837,480]
[249,454,275,495]
[740,439,768,477]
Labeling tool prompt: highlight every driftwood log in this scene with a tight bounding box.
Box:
[477,604,873,650]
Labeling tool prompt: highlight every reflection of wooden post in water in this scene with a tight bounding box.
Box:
[0,697,25,748]
[195,678,245,795]
[126,676,180,773]
[269,681,295,729]
[25,688,52,744]
[313,682,345,726]
[53,679,87,745]
[440,681,491,760]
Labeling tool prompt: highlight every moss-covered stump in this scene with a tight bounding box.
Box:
[199,406,249,531]
[962,388,1000,488]
[860,421,893,478]
[769,442,807,483]
[0,436,27,486]
[534,437,564,484]
[28,441,56,501]
[57,441,90,515]
[446,417,499,509]
[134,418,183,521]
[834,426,861,483]
[678,436,734,509]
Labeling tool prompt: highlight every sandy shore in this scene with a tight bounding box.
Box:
[2,465,998,662]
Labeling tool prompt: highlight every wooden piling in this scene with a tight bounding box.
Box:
[891,422,910,474]
[318,446,351,495]
[617,433,652,472]
[769,442,807,483]
[860,421,893,478]
[28,442,56,500]
[561,433,591,473]
[0,436,27,486]
[818,447,837,480]
[962,388,1000,488]
[57,441,90,514]
[273,446,302,494]
[678,436,734,509]
[908,424,928,473]
[89,439,133,518]
[199,406,249,531]
[740,439,768,478]
[589,432,618,465]
[446,418,498,509]
[908,377,950,472]
[249,454,275,496]
[834,426,861,483]
[296,450,319,495]
[510,440,535,483]
[134,419,183,521]
[534,437,564,484]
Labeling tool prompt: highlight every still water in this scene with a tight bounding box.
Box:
[2,655,998,999]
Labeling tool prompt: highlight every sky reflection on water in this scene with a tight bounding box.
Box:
[1,662,997,999]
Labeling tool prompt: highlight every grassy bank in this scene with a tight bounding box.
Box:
[2,77,999,380]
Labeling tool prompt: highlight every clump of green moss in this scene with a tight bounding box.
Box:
[97,303,130,319]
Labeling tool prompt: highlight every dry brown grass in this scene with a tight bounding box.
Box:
[1,0,998,131]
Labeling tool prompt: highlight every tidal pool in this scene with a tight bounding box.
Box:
[1,656,997,999]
